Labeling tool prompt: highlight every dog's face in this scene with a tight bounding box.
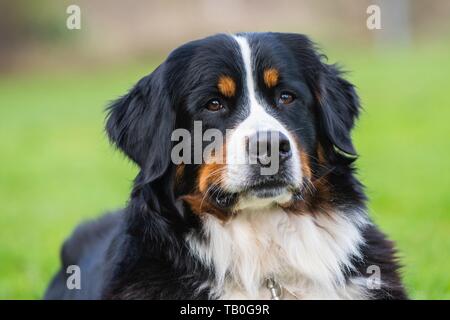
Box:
[107,33,360,220]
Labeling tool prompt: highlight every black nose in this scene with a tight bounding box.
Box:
[246,130,292,166]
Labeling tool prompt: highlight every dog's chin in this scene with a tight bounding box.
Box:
[208,179,302,212]
[216,181,301,212]
[247,183,288,199]
[236,187,293,211]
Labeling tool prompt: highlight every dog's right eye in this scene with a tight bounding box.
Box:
[205,99,224,112]
[278,92,296,105]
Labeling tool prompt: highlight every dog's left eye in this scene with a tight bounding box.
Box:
[278,92,295,105]
[205,99,224,112]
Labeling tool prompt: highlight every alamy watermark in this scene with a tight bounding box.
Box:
[367,4,382,30]
[171,121,281,176]
[66,5,81,30]
[66,265,81,290]
[366,265,382,290]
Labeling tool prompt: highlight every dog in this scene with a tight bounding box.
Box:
[45,32,406,300]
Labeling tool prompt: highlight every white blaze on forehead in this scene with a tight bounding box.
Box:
[233,36,257,111]
[231,35,290,134]
[223,35,302,191]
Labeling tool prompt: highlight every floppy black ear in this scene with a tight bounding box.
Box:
[106,65,175,183]
[316,64,360,156]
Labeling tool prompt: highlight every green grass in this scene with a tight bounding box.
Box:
[1,46,449,299]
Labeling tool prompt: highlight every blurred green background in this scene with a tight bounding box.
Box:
[0,0,449,299]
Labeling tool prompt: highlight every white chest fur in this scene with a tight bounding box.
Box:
[187,208,370,299]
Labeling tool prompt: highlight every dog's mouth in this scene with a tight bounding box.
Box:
[245,180,289,198]
[207,178,302,211]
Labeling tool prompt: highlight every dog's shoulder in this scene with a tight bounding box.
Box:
[44,210,124,299]
[60,210,123,267]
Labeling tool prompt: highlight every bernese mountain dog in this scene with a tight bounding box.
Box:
[45,32,407,300]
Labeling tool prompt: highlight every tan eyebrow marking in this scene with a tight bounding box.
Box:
[263,68,279,88]
[217,75,236,98]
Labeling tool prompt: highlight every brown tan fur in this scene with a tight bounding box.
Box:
[181,193,230,221]
[218,75,236,98]
[175,164,185,184]
[182,144,230,220]
[263,68,279,88]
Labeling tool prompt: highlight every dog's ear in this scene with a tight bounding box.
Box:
[315,64,360,156]
[106,65,175,183]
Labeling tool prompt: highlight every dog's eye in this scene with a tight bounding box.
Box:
[206,99,224,112]
[278,92,295,105]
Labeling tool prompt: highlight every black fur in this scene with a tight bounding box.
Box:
[45,32,406,300]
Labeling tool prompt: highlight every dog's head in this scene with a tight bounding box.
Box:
[107,33,361,223]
